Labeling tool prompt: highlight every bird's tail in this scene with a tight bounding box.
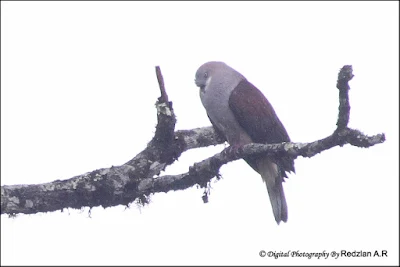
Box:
[256,158,288,224]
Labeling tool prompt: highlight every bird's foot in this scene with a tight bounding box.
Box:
[223,144,243,159]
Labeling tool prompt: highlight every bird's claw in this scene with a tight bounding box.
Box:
[223,145,243,159]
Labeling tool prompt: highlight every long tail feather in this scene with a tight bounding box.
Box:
[257,158,288,224]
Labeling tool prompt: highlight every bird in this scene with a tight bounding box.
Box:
[194,61,295,224]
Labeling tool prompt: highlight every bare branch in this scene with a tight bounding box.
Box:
[138,127,385,196]
[336,65,354,130]
[0,126,225,215]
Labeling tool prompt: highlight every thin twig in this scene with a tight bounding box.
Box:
[156,66,168,103]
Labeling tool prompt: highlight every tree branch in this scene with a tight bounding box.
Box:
[336,65,354,130]
[0,65,385,215]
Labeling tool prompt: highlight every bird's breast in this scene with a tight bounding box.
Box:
[200,81,253,146]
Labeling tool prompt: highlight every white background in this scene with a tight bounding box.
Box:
[1,2,399,265]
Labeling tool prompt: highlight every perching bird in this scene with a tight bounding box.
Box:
[195,61,295,224]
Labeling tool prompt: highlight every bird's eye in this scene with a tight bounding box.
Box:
[204,72,208,78]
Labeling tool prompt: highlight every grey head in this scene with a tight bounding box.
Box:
[194,61,245,94]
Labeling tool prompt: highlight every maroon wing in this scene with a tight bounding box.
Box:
[229,79,295,177]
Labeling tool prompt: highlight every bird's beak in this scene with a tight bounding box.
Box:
[195,79,205,92]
